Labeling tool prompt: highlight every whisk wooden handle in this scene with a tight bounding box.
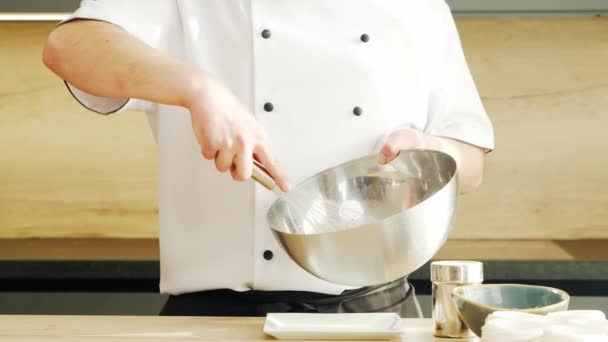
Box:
[251,159,277,191]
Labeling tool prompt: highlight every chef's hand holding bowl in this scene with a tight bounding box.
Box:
[266,125,483,286]
[378,127,486,194]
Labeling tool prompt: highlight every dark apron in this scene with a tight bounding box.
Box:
[160,277,422,318]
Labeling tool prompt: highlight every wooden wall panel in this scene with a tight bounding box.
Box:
[0,18,607,251]
[452,16,608,240]
[1,239,608,261]
[0,22,158,238]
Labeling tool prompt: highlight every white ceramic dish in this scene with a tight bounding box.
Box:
[263,313,402,340]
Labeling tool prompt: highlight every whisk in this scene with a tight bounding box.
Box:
[251,160,366,234]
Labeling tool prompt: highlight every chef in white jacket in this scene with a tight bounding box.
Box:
[43,0,494,317]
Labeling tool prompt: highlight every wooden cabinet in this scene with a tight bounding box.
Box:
[1,17,607,261]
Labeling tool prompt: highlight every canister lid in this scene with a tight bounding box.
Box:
[431,260,484,283]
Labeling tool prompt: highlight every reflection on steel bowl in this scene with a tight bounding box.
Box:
[267,150,459,286]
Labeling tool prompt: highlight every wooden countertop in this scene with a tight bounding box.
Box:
[0,316,475,342]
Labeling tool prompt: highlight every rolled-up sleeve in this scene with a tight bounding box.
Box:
[423,2,495,152]
[60,0,177,114]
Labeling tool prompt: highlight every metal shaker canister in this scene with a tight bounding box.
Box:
[431,260,484,338]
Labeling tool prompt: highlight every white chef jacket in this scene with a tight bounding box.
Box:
[63,0,494,295]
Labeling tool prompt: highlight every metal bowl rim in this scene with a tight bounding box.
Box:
[266,149,458,236]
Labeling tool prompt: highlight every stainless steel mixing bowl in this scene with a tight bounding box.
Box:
[266,150,459,286]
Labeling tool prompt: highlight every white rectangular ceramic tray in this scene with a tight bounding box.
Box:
[263,313,402,340]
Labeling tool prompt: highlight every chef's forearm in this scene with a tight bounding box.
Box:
[43,20,202,108]
[425,136,486,194]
